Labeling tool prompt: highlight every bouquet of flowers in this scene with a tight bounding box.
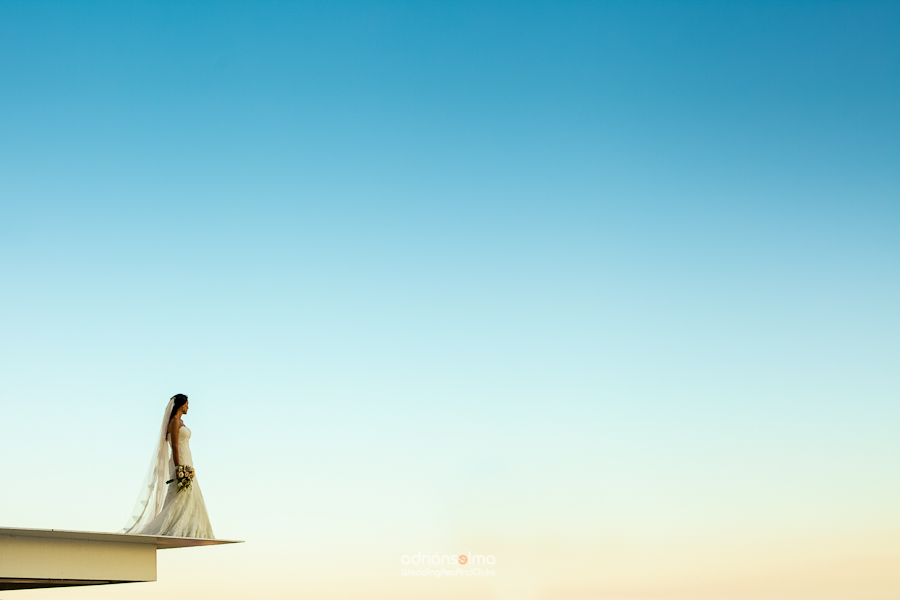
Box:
[166,465,195,492]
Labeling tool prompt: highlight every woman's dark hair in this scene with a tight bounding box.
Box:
[169,394,188,420]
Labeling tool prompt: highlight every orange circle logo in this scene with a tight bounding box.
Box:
[458,555,468,564]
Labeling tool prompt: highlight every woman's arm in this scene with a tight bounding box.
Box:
[169,420,181,466]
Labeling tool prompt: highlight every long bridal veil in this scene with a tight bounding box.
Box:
[121,398,175,533]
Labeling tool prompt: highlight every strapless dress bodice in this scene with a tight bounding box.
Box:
[166,425,194,467]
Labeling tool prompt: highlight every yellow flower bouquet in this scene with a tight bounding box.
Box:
[166,465,195,492]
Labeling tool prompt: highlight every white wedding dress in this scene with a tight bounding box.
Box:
[123,400,215,538]
[137,425,215,538]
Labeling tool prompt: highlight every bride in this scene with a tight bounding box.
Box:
[122,394,215,538]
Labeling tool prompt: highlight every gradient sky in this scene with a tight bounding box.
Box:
[1,2,898,599]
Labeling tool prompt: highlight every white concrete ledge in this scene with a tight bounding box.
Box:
[0,527,242,590]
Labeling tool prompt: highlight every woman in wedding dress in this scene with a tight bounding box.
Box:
[122,394,215,538]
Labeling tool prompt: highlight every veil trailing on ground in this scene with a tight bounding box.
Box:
[121,398,175,533]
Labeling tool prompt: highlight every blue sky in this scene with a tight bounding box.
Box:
[1,2,898,598]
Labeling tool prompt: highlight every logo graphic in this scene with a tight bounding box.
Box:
[399,551,495,577]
